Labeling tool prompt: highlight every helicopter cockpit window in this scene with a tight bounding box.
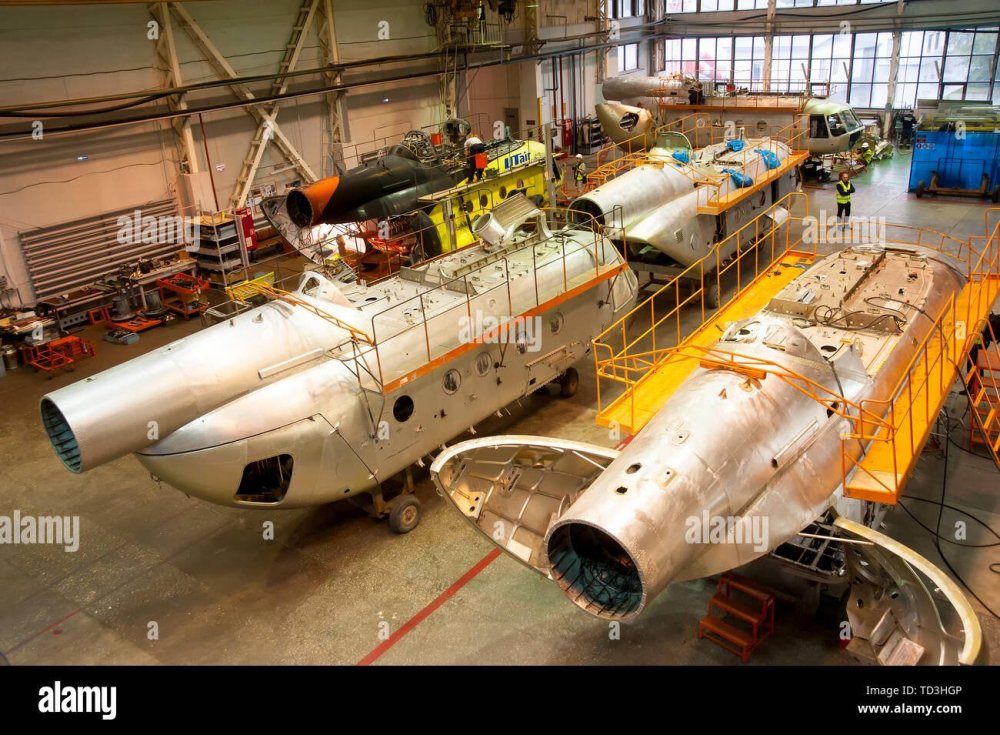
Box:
[301,276,321,296]
[386,143,419,161]
[827,114,847,137]
[841,109,862,130]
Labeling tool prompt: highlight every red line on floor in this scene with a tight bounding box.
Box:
[615,436,634,450]
[7,607,81,654]
[357,548,502,666]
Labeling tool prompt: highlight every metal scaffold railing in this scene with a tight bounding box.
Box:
[841,213,1000,502]
[591,193,1000,505]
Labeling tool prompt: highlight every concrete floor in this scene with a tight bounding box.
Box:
[1,150,997,665]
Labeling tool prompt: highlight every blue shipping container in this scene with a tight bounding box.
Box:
[908,129,1000,195]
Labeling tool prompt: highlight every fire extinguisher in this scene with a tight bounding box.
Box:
[562,117,573,150]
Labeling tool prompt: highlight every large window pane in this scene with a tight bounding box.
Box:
[919,58,941,83]
[734,59,752,85]
[850,84,871,106]
[828,82,849,103]
[792,35,810,58]
[870,83,888,108]
[875,32,893,56]
[901,31,923,57]
[898,57,920,84]
[943,55,970,83]
[831,57,850,83]
[973,32,997,56]
[832,33,852,58]
[947,31,975,55]
[894,83,917,108]
[923,31,945,55]
[734,36,755,58]
[969,55,992,82]
[966,83,991,100]
[916,82,939,100]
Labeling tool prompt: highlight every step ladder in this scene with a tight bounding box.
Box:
[969,339,1000,454]
[698,573,775,663]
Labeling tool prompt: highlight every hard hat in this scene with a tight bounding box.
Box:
[861,142,869,148]
[576,154,583,159]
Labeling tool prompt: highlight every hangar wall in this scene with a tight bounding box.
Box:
[0,0,445,307]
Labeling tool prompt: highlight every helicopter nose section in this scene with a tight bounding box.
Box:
[136,413,373,508]
[595,102,654,152]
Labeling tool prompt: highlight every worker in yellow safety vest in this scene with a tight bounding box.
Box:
[572,154,587,192]
[860,142,874,166]
[835,171,856,229]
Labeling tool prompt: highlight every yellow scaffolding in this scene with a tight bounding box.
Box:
[592,194,1000,505]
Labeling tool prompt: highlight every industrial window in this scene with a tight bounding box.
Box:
[609,0,645,18]
[664,0,696,12]
[848,32,893,107]
[893,28,997,106]
[618,43,639,73]
[663,26,998,110]
[769,35,813,94]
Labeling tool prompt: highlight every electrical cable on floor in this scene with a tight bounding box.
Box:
[897,495,1000,548]
[923,406,1000,618]
[860,293,1000,614]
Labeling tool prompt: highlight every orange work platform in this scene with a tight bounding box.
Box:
[593,194,1000,506]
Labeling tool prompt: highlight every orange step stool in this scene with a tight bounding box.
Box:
[698,573,775,663]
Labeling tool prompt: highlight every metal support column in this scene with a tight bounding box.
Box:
[884,0,906,138]
[317,0,349,176]
[149,2,199,173]
[763,0,776,92]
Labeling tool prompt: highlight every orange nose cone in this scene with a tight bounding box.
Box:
[287,176,340,227]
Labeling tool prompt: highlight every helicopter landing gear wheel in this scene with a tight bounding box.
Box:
[557,367,579,398]
[388,495,421,534]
